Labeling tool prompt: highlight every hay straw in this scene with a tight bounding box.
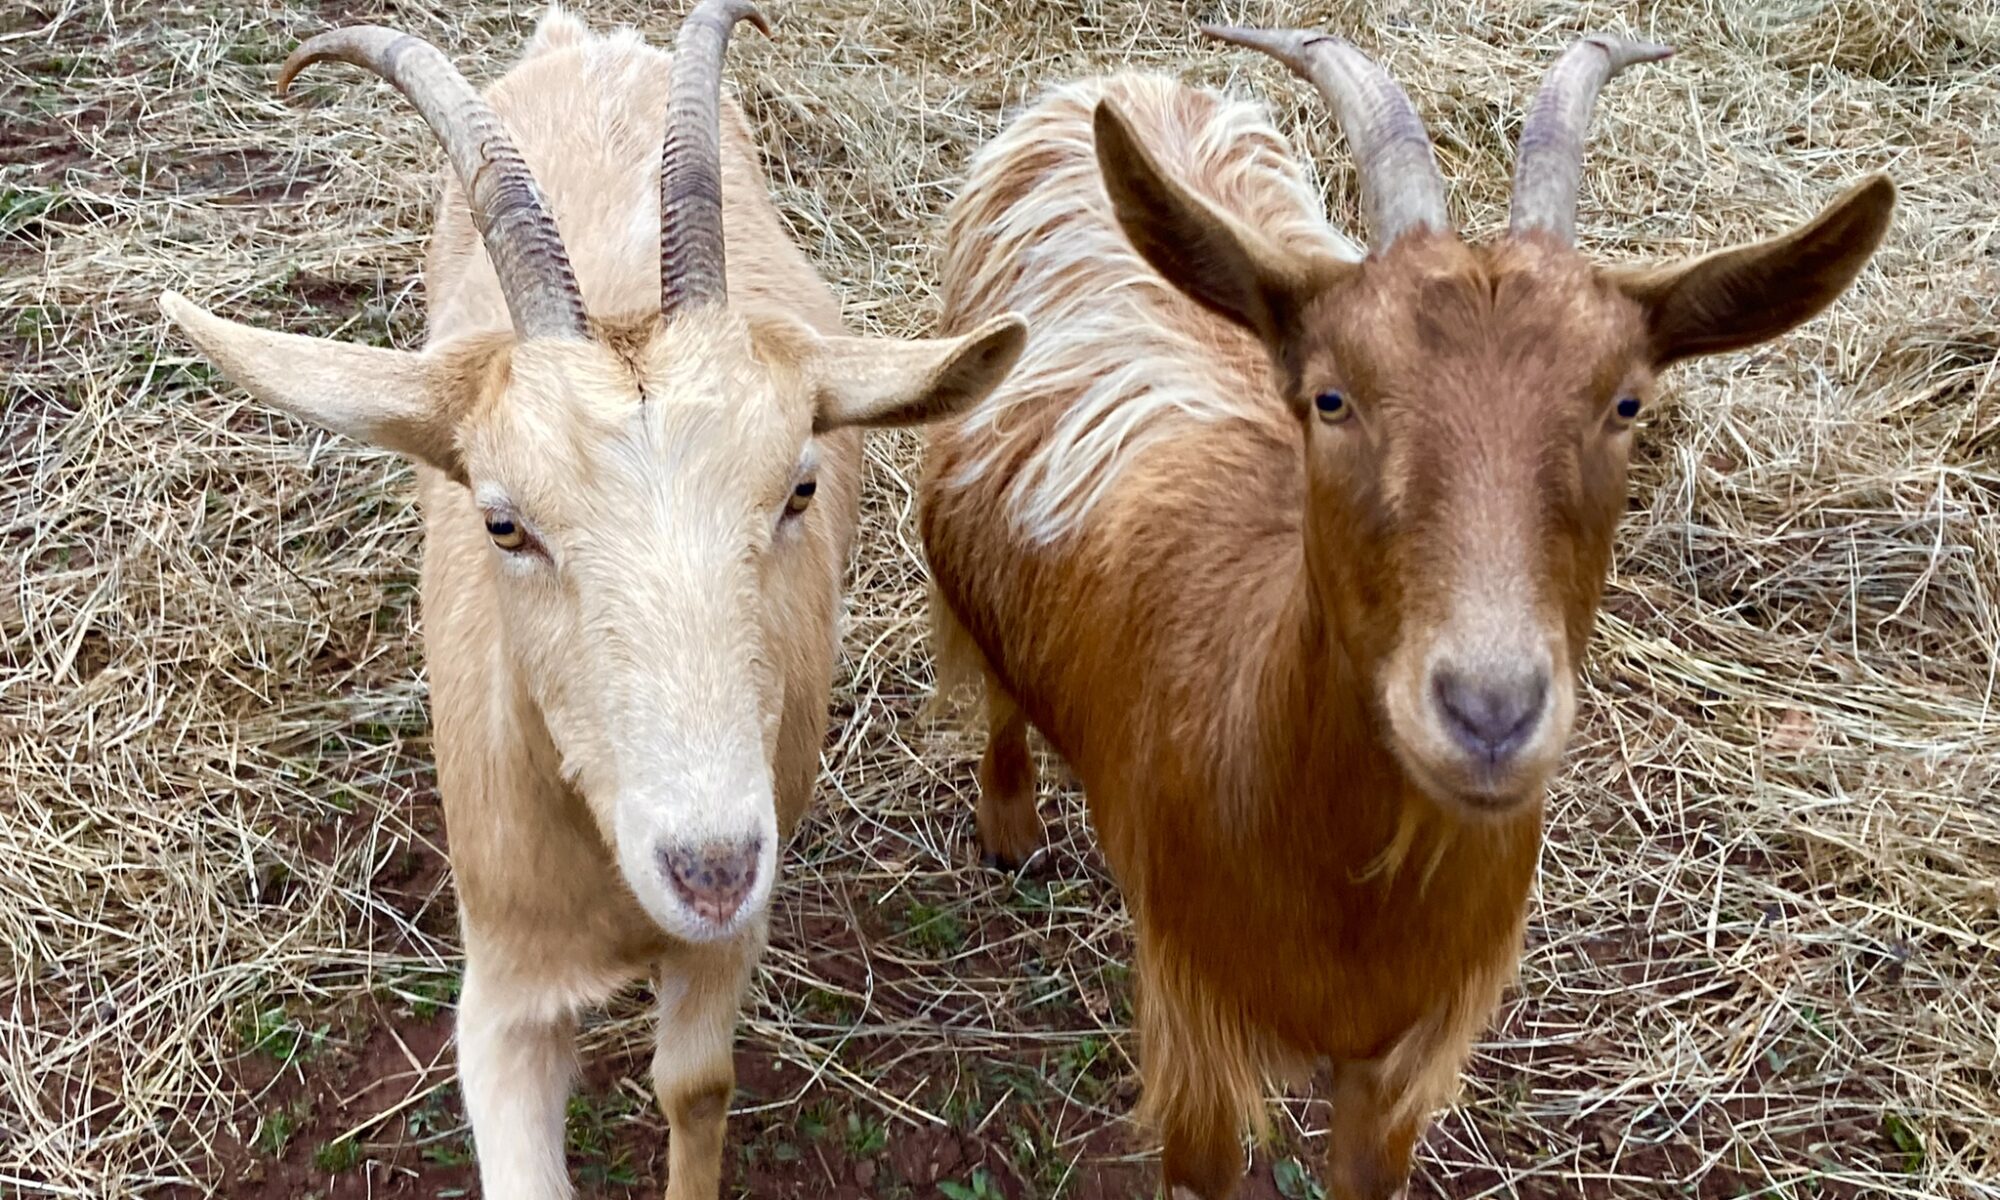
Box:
[2,0,1995,1195]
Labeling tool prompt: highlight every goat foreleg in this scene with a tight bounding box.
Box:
[976,680,1045,870]
[653,926,762,1200]
[458,952,579,1200]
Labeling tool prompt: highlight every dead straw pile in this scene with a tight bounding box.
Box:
[2,0,1995,1196]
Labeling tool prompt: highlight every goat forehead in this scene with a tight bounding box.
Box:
[475,375,801,520]
[1437,271,1614,351]
[1319,251,1632,523]
[515,326,799,429]
[1334,239,1632,364]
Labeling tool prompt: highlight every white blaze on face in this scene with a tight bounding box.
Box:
[465,332,804,942]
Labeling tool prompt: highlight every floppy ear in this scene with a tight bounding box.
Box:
[809,313,1027,432]
[1614,174,1895,366]
[159,291,507,480]
[1094,99,1338,345]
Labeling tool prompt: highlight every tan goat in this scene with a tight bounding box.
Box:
[921,25,1892,1200]
[161,4,1022,1197]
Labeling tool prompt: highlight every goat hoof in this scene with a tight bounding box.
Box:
[981,845,1052,877]
[979,848,1020,872]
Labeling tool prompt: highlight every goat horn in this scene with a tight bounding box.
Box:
[660,0,772,316]
[1202,24,1449,248]
[280,28,589,341]
[1509,34,1673,242]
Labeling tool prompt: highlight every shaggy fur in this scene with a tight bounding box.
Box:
[940,75,1360,542]
[922,63,1890,1200]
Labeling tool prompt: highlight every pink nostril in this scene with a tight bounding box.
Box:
[657,837,763,926]
[1431,667,1549,767]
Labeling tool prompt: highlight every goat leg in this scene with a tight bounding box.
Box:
[1324,1060,1422,1200]
[458,951,579,1200]
[976,682,1046,871]
[653,928,761,1200]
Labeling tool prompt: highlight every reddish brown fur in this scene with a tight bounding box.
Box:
[922,70,1890,1199]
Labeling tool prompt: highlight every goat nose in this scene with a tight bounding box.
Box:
[657,837,762,926]
[1431,667,1549,766]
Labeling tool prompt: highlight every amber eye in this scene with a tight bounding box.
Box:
[786,478,816,516]
[1614,395,1642,422]
[485,516,528,551]
[1313,390,1351,424]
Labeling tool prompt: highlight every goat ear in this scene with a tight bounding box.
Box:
[1093,99,1332,344]
[160,291,503,479]
[810,313,1027,432]
[1614,174,1894,366]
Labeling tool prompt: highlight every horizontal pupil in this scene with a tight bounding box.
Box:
[794,480,817,496]
[1315,392,1343,411]
[487,520,514,535]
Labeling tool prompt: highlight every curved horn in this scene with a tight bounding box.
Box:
[660,0,773,316]
[281,28,588,340]
[1509,34,1673,242]
[1202,24,1448,248]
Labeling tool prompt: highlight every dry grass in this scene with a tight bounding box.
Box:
[3,0,1997,1196]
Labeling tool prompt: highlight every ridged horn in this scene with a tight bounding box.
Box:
[660,0,772,316]
[280,27,589,340]
[1509,33,1673,242]
[1202,24,1449,247]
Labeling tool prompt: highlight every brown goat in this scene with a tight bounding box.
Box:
[919,26,1893,1199]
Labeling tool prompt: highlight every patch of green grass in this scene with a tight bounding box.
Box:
[1882,1112,1925,1173]
[322,781,360,814]
[899,900,967,956]
[314,1136,362,1172]
[800,985,858,1024]
[1006,1121,1050,1186]
[25,51,88,78]
[1273,1155,1326,1200]
[1096,962,1135,1023]
[936,1074,985,1131]
[406,1086,472,1167]
[8,299,52,341]
[222,27,280,67]
[567,1091,643,1187]
[1033,1142,1075,1195]
[1007,877,1053,912]
[251,1097,312,1157]
[385,967,461,1021]
[1052,1035,1112,1102]
[422,1136,475,1168]
[1023,959,1076,1012]
[992,1063,1044,1104]
[236,1002,328,1065]
[843,1110,887,1158]
[939,1167,1005,1200]
[798,1098,837,1142]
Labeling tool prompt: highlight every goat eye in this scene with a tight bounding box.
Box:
[485,517,528,551]
[786,478,816,516]
[1313,390,1351,423]
[1615,395,1642,421]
